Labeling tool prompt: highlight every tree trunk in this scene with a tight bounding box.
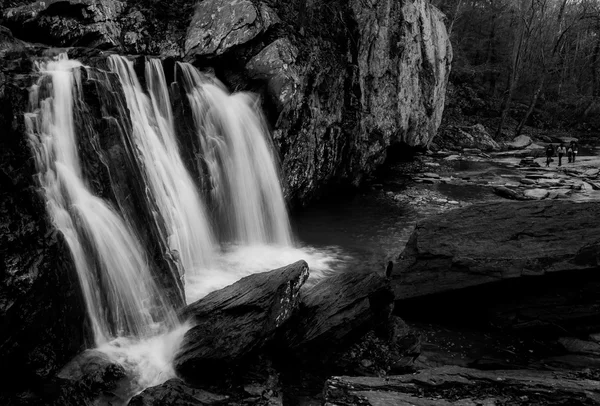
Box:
[515,76,545,136]
[495,17,526,138]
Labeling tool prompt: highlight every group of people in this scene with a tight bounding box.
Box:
[545,141,578,167]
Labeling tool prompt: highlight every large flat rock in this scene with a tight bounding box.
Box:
[174,261,309,379]
[394,201,600,300]
[324,366,600,405]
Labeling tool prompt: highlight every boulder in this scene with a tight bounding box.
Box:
[245,37,300,111]
[184,0,277,57]
[523,188,549,200]
[493,186,525,200]
[129,379,228,406]
[437,124,500,152]
[323,366,600,405]
[280,272,395,351]
[2,0,124,49]
[174,261,309,378]
[505,134,532,149]
[394,201,600,300]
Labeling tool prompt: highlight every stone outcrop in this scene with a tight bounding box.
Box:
[394,201,600,300]
[175,260,309,379]
[280,272,395,351]
[436,124,500,152]
[392,200,600,332]
[1,0,452,205]
[324,366,600,405]
[185,0,277,57]
[2,0,124,49]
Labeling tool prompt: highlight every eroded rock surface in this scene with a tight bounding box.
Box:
[324,366,600,405]
[184,0,277,57]
[175,260,309,379]
[394,201,600,300]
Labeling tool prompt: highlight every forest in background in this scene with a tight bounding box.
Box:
[432,0,600,138]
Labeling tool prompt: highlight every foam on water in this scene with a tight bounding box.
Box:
[186,244,351,303]
[97,322,191,400]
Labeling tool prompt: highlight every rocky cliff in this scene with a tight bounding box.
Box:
[1,0,451,203]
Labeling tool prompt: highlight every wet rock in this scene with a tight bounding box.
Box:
[422,172,440,179]
[332,316,423,376]
[584,168,600,178]
[523,188,549,200]
[280,272,395,353]
[394,201,600,300]
[174,261,309,379]
[184,0,276,57]
[2,0,124,49]
[129,379,228,406]
[323,366,600,405]
[245,37,299,111]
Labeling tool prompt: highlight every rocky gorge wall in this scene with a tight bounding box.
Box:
[0,0,451,392]
[1,0,452,204]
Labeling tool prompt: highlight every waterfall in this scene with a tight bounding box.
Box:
[25,54,176,345]
[176,63,293,246]
[107,55,216,279]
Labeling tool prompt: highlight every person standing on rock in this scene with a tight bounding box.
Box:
[570,141,578,163]
[545,144,555,167]
[557,143,567,166]
[567,144,574,163]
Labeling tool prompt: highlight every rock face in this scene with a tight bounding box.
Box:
[436,124,500,152]
[393,201,600,332]
[175,260,309,379]
[281,272,395,351]
[2,0,451,205]
[2,0,124,49]
[395,201,600,300]
[185,0,277,57]
[324,366,600,405]
[267,0,452,203]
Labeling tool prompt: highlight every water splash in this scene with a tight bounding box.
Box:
[107,56,216,279]
[25,54,176,345]
[177,63,293,246]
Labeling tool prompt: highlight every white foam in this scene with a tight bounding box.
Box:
[185,243,351,303]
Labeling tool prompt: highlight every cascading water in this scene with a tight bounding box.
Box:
[24,53,345,400]
[107,56,216,280]
[177,63,293,246]
[25,55,177,345]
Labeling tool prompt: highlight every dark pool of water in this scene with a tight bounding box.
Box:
[291,193,417,273]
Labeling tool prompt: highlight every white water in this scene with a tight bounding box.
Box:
[177,63,293,246]
[108,55,216,280]
[25,55,177,345]
[26,54,347,401]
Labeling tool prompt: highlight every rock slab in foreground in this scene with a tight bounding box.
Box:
[394,201,600,300]
[281,272,395,350]
[324,366,600,405]
[174,260,309,378]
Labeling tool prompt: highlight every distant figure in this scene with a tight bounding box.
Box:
[386,261,393,278]
[567,144,573,163]
[570,141,578,163]
[545,144,554,167]
[557,143,567,166]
